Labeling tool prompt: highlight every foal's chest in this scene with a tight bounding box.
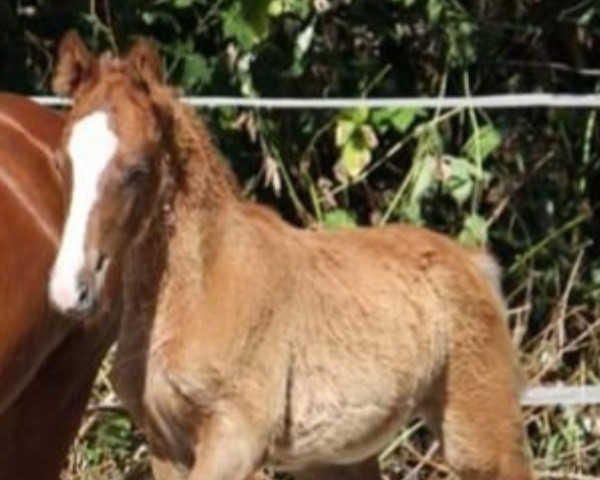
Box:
[141,357,199,469]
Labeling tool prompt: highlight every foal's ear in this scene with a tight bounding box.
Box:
[126,38,164,88]
[52,30,97,97]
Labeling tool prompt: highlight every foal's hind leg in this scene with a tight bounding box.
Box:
[294,456,380,480]
[426,355,533,479]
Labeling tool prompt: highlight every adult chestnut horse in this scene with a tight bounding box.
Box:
[49,32,533,480]
[0,93,118,479]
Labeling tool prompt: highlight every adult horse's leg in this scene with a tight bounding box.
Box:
[0,310,118,480]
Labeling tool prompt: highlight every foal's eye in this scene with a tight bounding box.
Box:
[121,165,150,188]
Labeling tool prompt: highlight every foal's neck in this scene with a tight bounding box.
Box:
[119,96,241,364]
[163,95,239,216]
[152,91,240,275]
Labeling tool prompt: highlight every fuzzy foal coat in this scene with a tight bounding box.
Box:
[51,35,533,480]
[113,105,531,480]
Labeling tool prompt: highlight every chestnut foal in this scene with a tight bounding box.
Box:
[49,32,533,480]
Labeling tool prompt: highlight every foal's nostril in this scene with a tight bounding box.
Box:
[77,280,90,304]
[61,275,97,318]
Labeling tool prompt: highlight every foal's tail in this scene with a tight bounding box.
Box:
[466,247,528,391]
[466,248,503,298]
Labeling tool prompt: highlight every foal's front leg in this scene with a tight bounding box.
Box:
[187,407,267,480]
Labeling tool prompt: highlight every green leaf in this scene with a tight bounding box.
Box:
[322,209,356,229]
[372,108,425,133]
[360,125,378,149]
[458,213,488,246]
[447,176,473,206]
[370,108,394,129]
[409,128,443,201]
[295,21,315,58]
[339,107,369,125]
[427,0,444,23]
[335,119,356,147]
[221,2,259,49]
[591,268,600,286]
[336,135,372,180]
[447,156,478,179]
[140,10,182,30]
[242,0,272,40]
[282,0,312,18]
[290,21,315,77]
[268,0,284,16]
[447,20,477,66]
[400,200,423,225]
[182,54,213,90]
[173,0,194,8]
[410,156,436,204]
[389,108,425,133]
[462,124,502,162]
[438,156,492,206]
[443,157,474,205]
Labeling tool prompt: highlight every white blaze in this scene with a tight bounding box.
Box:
[49,111,118,312]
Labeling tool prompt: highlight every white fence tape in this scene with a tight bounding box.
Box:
[31,93,600,109]
[522,386,600,407]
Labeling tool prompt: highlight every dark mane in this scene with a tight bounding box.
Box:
[147,80,241,205]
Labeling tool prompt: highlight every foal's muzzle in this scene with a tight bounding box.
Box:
[48,251,109,319]
[49,269,98,318]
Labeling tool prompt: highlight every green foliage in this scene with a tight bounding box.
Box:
[221,1,262,50]
[79,414,136,466]
[458,212,487,245]
[322,209,356,229]
[334,109,378,181]
[372,108,426,134]
[462,124,502,163]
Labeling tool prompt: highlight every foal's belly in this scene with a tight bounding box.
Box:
[269,374,418,471]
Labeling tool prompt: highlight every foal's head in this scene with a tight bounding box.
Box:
[49,32,169,317]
